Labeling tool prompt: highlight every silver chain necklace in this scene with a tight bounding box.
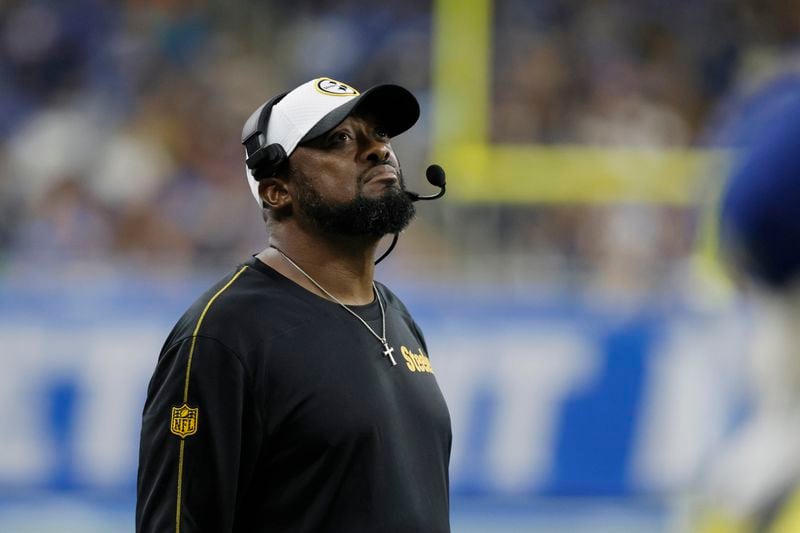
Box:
[270,245,396,366]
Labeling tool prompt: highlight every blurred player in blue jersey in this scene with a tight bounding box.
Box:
[695,78,800,533]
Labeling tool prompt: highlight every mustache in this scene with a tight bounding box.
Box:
[359,162,404,187]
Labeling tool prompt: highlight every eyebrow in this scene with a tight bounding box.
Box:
[305,118,386,149]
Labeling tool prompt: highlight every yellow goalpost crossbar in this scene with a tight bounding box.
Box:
[435,143,728,205]
[431,0,727,207]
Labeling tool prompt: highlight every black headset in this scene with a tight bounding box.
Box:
[241,92,290,180]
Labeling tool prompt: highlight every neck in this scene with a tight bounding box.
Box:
[258,227,380,305]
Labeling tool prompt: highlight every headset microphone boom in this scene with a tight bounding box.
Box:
[374,164,447,265]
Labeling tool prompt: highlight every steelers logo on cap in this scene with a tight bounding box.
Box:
[315,78,359,96]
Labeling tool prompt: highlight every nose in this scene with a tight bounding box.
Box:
[362,138,390,165]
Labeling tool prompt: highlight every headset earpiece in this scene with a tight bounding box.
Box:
[242,92,289,180]
[246,143,287,177]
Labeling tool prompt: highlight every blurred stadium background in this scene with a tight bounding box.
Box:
[1,0,798,531]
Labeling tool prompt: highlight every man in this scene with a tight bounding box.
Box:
[136,78,452,532]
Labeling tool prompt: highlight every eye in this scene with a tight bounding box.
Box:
[326,130,352,147]
[375,127,389,139]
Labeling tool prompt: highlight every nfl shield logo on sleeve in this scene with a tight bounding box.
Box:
[170,404,199,438]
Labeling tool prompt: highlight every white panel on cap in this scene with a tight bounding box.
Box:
[246,78,360,205]
[266,79,359,156]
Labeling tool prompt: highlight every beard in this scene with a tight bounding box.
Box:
[292,168,416,239]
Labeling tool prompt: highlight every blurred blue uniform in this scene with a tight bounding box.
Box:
[698,82,800,533]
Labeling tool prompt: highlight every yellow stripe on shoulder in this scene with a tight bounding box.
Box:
[175,264,248,533]
[182,265,248,402]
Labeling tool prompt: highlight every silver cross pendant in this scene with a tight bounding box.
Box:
[382,342,397,366]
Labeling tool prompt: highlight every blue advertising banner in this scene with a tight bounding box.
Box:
[0,272,749,530]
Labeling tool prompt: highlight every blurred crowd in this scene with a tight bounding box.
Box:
[0,0,798,286]
[0,0,433,272]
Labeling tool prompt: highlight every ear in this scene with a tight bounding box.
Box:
[259,177,292,210]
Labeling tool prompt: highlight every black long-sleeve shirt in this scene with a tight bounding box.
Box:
[136,257,452,532]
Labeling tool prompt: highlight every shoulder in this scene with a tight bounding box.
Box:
[375,281,428,331]
[164,259,317,353]
[167,263,257,338]
[374,281,414,317]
